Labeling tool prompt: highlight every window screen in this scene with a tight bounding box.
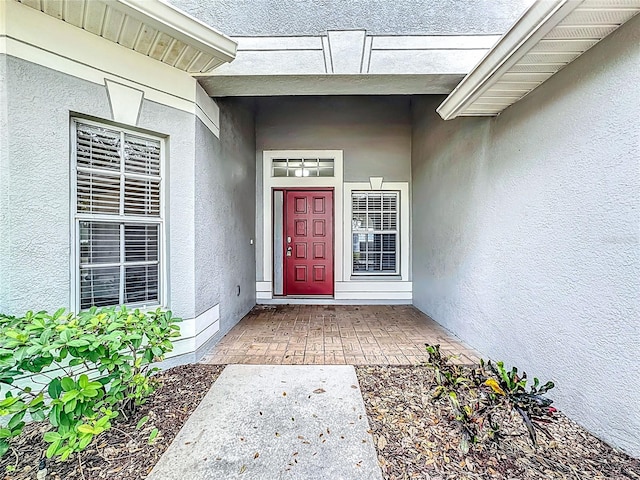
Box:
[74,121,162,309]
[352,191,399,275]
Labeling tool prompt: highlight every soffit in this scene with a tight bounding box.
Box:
[195,32,501,96]
[437,0,640,119]
[16,0,237,73]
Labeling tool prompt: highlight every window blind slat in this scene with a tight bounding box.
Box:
[79,221,120,265]
[352,191,399,275]
[124,134,161,176]
[77,171,121,215]
[125,224,159,262]
[80,266,120,309]
[124,178,161,216]
[76,125,121,171]
[125,264,159,304]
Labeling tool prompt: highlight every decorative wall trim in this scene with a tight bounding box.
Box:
[195,83,220,137]
[105,79,144,126]
[335,281,412,301]
[327,30,366,74]
[369,176,383,190]
[204,32,501,78]
[166,303,220,358]
[256,281,273,300]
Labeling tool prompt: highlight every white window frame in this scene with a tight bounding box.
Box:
[343,182,410,282]
[70,118,167,311]
[271,157,335,177]
[351,190,400,276]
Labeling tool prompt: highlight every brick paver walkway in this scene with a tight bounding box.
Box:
[200,305,480,366]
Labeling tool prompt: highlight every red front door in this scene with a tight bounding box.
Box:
[284,189,334,296]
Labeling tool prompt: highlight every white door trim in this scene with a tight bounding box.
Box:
[261,150,344,299]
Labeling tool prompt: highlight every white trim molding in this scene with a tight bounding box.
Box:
[166,304,220,358]
[3,0,223,138]
[261,150,344,301]
[195,32,501,96]
[437,0,640,119]
[195,83,220,137]
[334,281,412,302]
[105,80,144,125]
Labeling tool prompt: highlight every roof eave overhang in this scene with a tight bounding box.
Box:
[15,0,237,73]
[437,0,582,120]
[105,0,237,65]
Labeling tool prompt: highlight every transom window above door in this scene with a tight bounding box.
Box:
[272,158,334,177]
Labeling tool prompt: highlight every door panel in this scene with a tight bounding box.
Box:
[284,190,334,296]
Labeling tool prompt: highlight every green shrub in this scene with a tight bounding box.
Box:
[424,344,556,454]
[481,359,555,445]
[0,306,181,460]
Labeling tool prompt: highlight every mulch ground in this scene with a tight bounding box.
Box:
[3,363,639,479]
[356,365,640,480]
[1,364,223,480]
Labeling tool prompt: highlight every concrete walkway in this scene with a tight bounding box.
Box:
[147,365,384,480]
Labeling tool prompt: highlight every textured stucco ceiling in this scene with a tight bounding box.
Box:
[168,0,535,36]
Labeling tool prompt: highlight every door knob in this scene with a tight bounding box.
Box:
[286,246,292,257]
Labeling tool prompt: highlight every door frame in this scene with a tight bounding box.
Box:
[260,150,344,300]
[276,187,335,297]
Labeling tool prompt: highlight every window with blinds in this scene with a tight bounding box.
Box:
[352,191,399,275]
[73,120,163,310]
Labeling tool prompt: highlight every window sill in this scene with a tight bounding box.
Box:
[79,303,164,314]
[349,275,402,281]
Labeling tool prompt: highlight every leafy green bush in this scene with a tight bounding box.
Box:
[0,306,181,460]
